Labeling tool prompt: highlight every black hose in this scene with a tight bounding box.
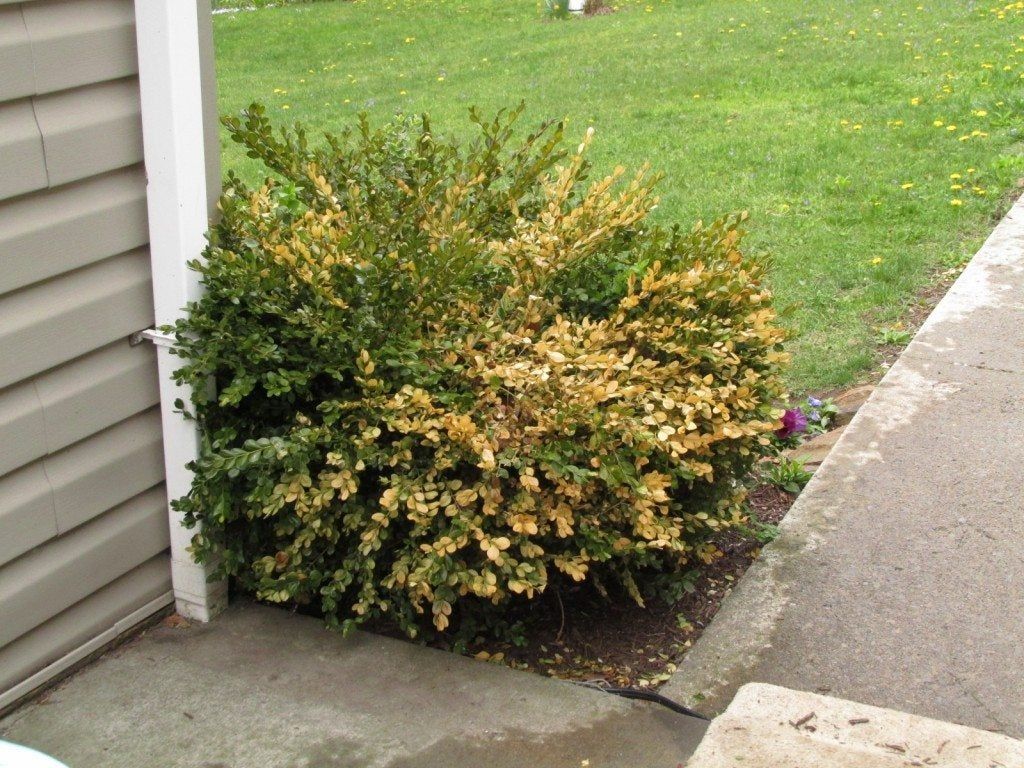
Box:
[572,681,711,721]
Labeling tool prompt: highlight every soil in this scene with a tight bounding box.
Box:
[460,484,796,688]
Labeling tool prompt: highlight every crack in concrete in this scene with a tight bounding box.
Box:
[948,671,1011,735]
[955,361,1023,376]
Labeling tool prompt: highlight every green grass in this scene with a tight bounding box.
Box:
[212,0,1024,393]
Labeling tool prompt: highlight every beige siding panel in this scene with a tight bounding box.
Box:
[0,463,56,567]
[35,340,159,455]
[0,554,170,693]
[0,342,158,478]
[0,99,47,200]
[0,249,154,389]
[0,166,148,295]
[45,408,164,534]
[0,485,169,647]
[0,382,45,477]
[0,7,33,102]
[21,0,136,97]
[32,77,142,187]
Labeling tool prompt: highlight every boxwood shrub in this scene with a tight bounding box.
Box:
[170,104,789,638]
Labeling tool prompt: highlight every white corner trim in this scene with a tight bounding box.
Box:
[134,0,225,621]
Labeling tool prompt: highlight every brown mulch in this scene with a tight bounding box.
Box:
[463,484,796,688]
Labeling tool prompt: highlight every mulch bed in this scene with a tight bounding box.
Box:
[460,484,796,688]
[287,481,796,690]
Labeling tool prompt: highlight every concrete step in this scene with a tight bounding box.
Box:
[687,683,1024,767]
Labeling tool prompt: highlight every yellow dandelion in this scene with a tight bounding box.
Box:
[933,119,944,127]
[901,182,915,189]
[950,199,963,206]
[871,257,883,265]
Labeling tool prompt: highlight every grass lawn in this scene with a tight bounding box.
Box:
[211,0,1024,393]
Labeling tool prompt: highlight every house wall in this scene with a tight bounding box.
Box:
[0,0,218,705]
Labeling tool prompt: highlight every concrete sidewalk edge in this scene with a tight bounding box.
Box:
[661,190,1024,717]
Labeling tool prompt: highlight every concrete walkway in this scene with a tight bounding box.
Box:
[664,193,1024,735]
[0,603,707,768]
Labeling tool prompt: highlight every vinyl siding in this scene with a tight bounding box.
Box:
[0,0,177,706]
[0,7,34,103]
[0,167,149,296]
[0,556,172,694]
[0,249,155,389]
[0,99,47,199]
[0,487,170,649]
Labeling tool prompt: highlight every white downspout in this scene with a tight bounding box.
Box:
[134,0,226,621]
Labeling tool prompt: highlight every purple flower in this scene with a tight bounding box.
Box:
[807,396,823,408]
[776,408,808,438]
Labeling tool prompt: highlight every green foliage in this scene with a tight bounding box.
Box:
[213,0,1024,394]
[171,104,790,639]
[544,0,571,20]
[762,457,813,494]
[805,397,838,435]
[875,327,913,346]
[736,511,780,544]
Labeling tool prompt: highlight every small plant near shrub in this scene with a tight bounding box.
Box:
[735,510,780,545]
[170,104,789,639]
[804,396,838,435]
[762,457,813,494]
[544,0,572,20]
[771,406,807,450]
[875,326,913,346]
